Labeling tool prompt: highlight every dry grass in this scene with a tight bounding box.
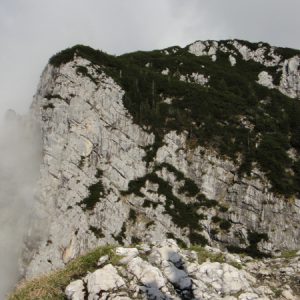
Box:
[9,245,118,300]
[190,245,242,269]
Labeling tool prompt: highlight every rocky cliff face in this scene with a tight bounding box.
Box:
[22,40,300,279]
[188,40,300,98]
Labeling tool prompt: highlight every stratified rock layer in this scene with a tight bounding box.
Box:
[23,40,300,279]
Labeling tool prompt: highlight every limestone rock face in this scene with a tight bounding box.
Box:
[188,40,300,99]
[279,56,300,98]
[65,239,300,300]
[22,41,300,280]
[257,71,274,89]
[25,57,155,278]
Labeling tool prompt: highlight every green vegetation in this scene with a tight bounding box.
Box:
[123,162,232,243]
[49,42,300,198]
[42,103,54,110]
[227,230,270,258]
[142,199,158,209]
[154,163,199,196]
[190,245,242,269]
[145,220,155,228]
[89,225,105,238]
[166,232,187,248]
[79,169,105,210]
[9,240,250,300]
[9,245,118,300]
[196,194,218,208]
[122,169,205,244]
[44,94,63,100]
[211,216,232,231]
[190,245,225,264]
[280,249,299,259]
[178,178,200,197]
[113,222,126,245]
[219,219,232,231]
[128,208,137,222]
[271,288,283,298]
[189,232,208,246]
[78,155,85,169]
[275,46,300,59]
[76,65,98,84]
[154,162,185,180]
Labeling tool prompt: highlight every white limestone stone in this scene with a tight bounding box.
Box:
[161,68,170,75]
[257,71,274,89]
[97,255,109,267]
[162,261,191,289]
[229,55,237,66]
[279,56,300,98]
[127,257,166,289]
[189,41,207,56]
[65,279,85,300]
[282,289,297,300]
[116,247,139,264]
[86,264,125,299]
[195,262,254,294]
[238,293,260,300]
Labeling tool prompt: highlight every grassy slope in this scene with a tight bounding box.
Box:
[9,246,119,300]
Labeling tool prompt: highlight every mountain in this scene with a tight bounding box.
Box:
[20,40,300,286]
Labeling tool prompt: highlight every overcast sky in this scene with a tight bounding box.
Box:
[0,0,299,117]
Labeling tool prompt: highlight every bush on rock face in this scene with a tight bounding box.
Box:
[50,41,300,198]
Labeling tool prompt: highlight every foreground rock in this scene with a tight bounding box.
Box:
[65,240,300,300]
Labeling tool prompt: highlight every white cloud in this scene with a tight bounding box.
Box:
[0,0,299,120]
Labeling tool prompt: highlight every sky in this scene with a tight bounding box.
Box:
[0,0,299,117]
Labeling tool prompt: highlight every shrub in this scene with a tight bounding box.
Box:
[128,208,137,222]
[79,169,105,210]
[89,226,105,238]
[219,219,232,231]
[178,178,200,197]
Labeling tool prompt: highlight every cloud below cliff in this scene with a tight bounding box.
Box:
[0,112,41,298]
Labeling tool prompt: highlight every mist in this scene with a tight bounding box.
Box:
[0,110,41,298]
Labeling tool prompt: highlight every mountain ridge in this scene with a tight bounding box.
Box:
[20,39,300,284]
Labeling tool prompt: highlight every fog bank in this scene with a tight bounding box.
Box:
[0,110,41,298]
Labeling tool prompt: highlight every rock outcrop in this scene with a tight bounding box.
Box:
[64,239,300,300]
[188,40,300,99]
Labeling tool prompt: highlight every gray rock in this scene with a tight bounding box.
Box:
[64,239,300,300]
[97,255,109,267]
[21,45,300,280]
[86,264,126,300]
[65,279,85,300]
[116,247,139,264]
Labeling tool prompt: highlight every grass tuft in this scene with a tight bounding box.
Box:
[9,245,117,300]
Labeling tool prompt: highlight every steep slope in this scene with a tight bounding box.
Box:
[23,40,300,279]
